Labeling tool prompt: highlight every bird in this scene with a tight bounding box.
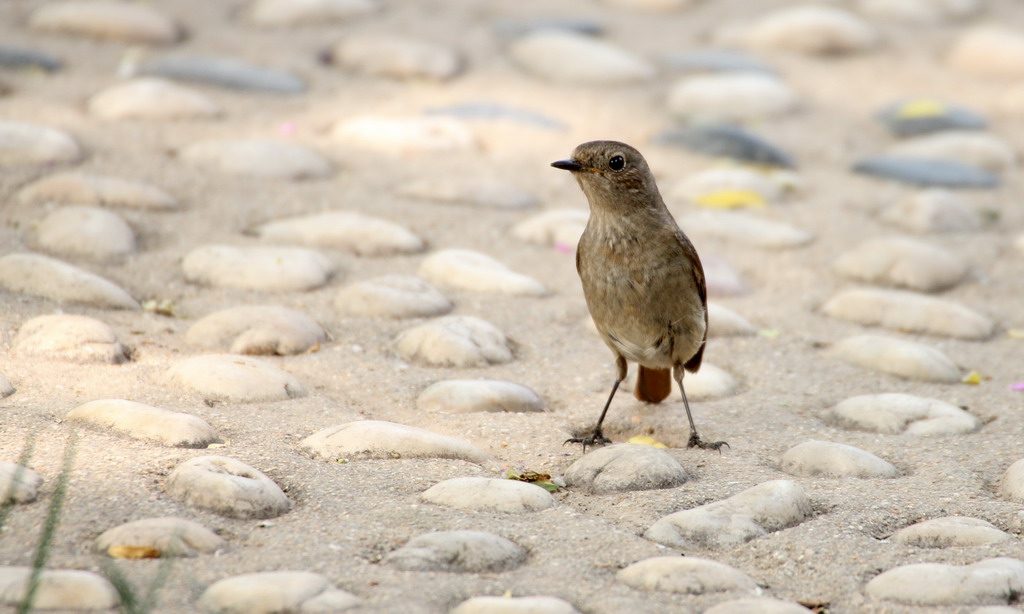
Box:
[551,140,726,451]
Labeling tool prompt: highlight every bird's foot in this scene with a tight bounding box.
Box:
[564,430,612,452]
[687,432,729,453]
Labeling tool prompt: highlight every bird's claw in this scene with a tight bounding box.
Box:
[564,431,612,452]
[687,433,729,453]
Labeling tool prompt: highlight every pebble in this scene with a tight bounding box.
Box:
[681,210,813,249]
[779,439,899,479]
[17,172,178,210]
[165,455,291,519]
[508,30,655,84]
[67,399,222,447]
[252,211,423,256]
[602,0,696,11]
[28,1,181,44]
[947,26,1024,78]
[300,420,489,463]
[563,444,688,493]
[704,254,747,296]
[0,120,81,167]
[334,274,452,318]
[860,0,982,24]
[880,189,982,233]
[416,380,544,413]
[139,55,307,94]
[877,99,986,137]
[686,363,740,401]
[853,155,999,189]
[823,288,993,340]
[829,335,962,383]
[0,374,13,399]
[393,316,514,367]
[510,209,588,247]
[662,48,775,74]
[384,531,526,573]
[246,0,377,27]
[421,477,556,512]
[833,237,967,292]
[95,517,226,557]
[997,459,1024,503]
[398,177,537,209]
[165,354,306,402]
[419,249,547,296]
[0,45,62,72]
[179,139,333,180]
[0,253,138,309]
[0,567,118,610]
[186,305,326,355]
[705,597,813,614]
[0,463,42,504]
[655,125,795,168]
[450,596,580,614]
[669,166,791,208]
[866,557,1024,606]
[88,78,221,120]
[893,517,1012,548]
[667,73,797,121]
[330,115,477,154]
[708,302,756,337]
[887,132,1016,173]
[331,36,461,81]
[182,245,334,291]
[644,480,811,548]
[740,5,877,55]
[617,556,757,594]
[35,205,136,261]
[825,393,980,436]
[198,571,360,613]
[492,18,603,40]
[13,314,128,364]
[424,102,565,130]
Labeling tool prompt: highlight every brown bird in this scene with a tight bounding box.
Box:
[552,140,726,451]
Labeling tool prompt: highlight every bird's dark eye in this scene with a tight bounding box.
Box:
[609,155,625,171]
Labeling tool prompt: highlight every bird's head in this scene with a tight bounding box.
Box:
[551,140,659,209]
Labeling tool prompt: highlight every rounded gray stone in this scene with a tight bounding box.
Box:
[880,189,982,233]
[0,567,118,609]
[509,30,655,84]
[739,5,877,55]
[246,0,377,26]
[997,459,1024,503]
[300,420,488,464]
[334,274,452,318]
[680,210,813,249]
[383,530,526,573]
[511,209,588,247]
[416,380,544,413]
[450,595,580,614]
[88,77,221,120]
[419,249,547,296]
[186,305,326,356]
[17,172,178,210]
[165,455,290,519]
[179,139,332,180]
[28,1,180,44]
[829,334,962,382]
[400,177,537,209]
[0,463,42,504]
[779,439,899,479]
[164,354,306,402]
[948,26,1024,78]
[13,314,128,364]
[198,571,359,614]
[644,479,811,548]
[616,556,758,594]
[668,72,797,121]
[421,477,556,513]
[182,245,334,292]
[331,35,461,80]
[825,393,979,436]
[708,302,756,337]
[394,315,514,367]
[705,597,813,614]
[252,211,423,256]
[0,373,13,399]
[563,443,688,493]
[67,399,221,447]
[0,120,80,167]
[139,55,307,94]
[893,517,1011,548]
[822,288,994,340]
[95,517,226,557]
[0,253,138,309]
[35,205,136,261]
[866,557,1024,605]
[834,237,967,292]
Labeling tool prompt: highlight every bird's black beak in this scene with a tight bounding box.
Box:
[551,158,583,172]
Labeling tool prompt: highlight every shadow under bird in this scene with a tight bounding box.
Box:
[551,140,727,451]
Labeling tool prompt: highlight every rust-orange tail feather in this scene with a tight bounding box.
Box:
[634,366,671,403]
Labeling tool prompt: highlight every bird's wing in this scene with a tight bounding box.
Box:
[677,229,708,373]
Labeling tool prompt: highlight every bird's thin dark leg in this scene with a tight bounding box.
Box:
[565,355,627,451]
[674,364,728,452]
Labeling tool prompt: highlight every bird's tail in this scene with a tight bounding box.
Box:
[634,366,671,403]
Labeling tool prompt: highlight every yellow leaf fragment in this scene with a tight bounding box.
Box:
[695,189,766,209]
[108,545,162,559]
[962,371,982,385]
[898,99,946,119]
[627,435,667,448]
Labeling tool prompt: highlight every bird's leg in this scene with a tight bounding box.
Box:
[565,355,627,451]
[674,364,729,452]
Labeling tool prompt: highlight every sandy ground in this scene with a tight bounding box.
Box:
[2,0,1024,612]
